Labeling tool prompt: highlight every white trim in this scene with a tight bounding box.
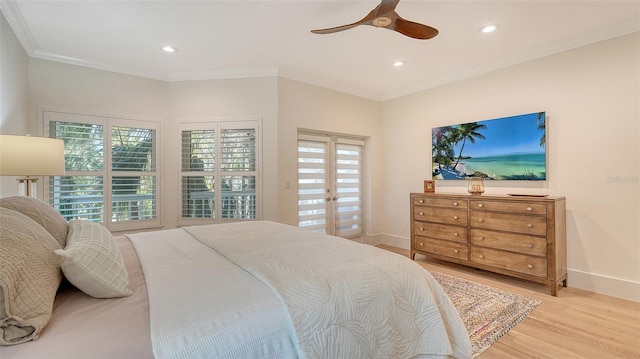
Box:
[41,108,163,231]
[177,118,262,226]
[370,233,410,249]
[375,233,639,302]
[0,0,36,54]
[567,269,640,302]
[167,67,279,82]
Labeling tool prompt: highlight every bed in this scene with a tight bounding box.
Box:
[0,196,472,359]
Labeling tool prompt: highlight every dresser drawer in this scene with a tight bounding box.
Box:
[470,229,546,256]
[413,196,467,209]
[471,247,547,277]
[415,236,468,261]
[415,207,467,225]
[414,221,467,243]
[470,211,546,236]
[470,200,546,215]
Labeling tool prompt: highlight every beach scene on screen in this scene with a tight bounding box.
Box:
[432,112,546,180]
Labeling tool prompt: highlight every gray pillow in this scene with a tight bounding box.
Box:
[0,196,68,248]
[0,208,62,345]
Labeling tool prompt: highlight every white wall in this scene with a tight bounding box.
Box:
[168,77,279,228]
[0,11,29,197]
[27,58,171,220]
[277,78,382,240]
[27,60,280,231]
[380,33,640,301]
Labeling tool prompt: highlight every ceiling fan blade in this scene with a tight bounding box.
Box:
[311,22,363,35]
[393,16,439,40]
[375,0,400,16]
[311,9,376,34]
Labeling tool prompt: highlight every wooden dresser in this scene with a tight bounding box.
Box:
[410,193,567,296]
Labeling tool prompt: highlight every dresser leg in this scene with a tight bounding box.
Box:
[410,250,416,260]
[550,282,558,297]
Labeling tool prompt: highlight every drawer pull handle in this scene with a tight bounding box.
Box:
[478,236,484,240]
[527,207,533,211]
[453,249,459,254]
[419,200,424,204]
[453,215,459,220]
[527,224,533,228]
[419,242,424,246]
[527,244,533,248]
[453,232,459,237]
[419,212,424,216]
[419,227,425,231]
[478,218,484,223]
[527,264,534,269]
[478,255,484,259]
[478,203,484,208]
[453,202,459,206]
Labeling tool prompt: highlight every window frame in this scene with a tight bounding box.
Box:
[43,110,162,232]
[178,119,262,226]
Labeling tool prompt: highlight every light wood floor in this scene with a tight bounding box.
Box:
[377,245,640,359]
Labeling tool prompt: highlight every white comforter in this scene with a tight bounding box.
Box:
[129,221,471,359]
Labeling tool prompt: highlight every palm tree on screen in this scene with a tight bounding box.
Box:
[452,122,486,170]
[536,112,546,148]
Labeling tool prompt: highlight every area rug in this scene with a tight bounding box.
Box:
[429,270,541,358]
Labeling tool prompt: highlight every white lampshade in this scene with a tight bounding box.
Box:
[0,135,65,176]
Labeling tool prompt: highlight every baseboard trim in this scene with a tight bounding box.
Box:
[567,269,639,302]
[368,233,639,302]
[366,233,410,249]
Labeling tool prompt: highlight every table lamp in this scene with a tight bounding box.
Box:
[0,134,65,197]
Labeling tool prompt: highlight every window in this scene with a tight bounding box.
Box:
[179,120,259,224]
[298,132,365,239]
[45,111,160,231]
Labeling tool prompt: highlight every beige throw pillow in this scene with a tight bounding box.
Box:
[56,220,132,298]
[0,208,62,346]
[0,196,68,248]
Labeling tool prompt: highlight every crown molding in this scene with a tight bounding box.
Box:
[1,0,36,54]
[167,67,280,82]
[31,49,169,81]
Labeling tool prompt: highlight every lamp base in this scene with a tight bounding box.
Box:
[18,177,38,197]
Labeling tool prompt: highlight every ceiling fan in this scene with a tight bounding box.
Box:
[311,0,438,40]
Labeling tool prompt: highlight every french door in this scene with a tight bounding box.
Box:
[297,132,365,239]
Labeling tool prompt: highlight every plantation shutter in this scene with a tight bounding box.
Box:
[335,140,363,238]
[46,111,160,231]
[111,125,157,223]
[49,118,105,222]
[297,137,329,233]
[181,129,215,219]
[179,121,259,224]
[220,127,257,219]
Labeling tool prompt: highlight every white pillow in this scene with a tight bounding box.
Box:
[56,220,132,298]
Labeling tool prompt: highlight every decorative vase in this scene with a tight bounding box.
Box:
[468,176,485,195]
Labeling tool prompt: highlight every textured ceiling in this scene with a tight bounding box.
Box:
[2,0,639,100]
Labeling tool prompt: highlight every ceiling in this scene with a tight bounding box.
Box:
[2,0,639,101]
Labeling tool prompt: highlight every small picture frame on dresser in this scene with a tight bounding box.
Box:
[424,180,435,193]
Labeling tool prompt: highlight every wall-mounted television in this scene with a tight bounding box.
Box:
[432,111,546,180]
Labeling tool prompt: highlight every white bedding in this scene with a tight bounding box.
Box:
[3,221,470,359]
[127,228,299,359]
[129,221,471,359]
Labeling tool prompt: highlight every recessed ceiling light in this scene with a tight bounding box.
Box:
[162,46,177,53]
[480,25,498,33]
[393,61,404,67]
